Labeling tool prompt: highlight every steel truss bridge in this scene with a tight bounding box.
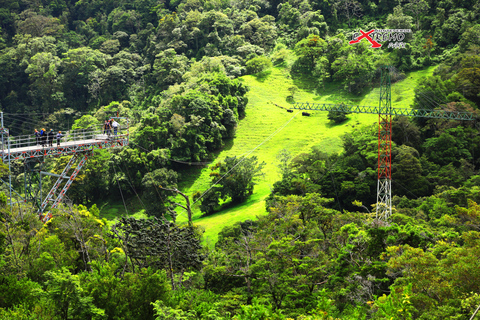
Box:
[293,103,475,121]
[1,117,129,221]
[292,66,476,222]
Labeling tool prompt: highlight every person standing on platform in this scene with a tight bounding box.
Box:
[103,120,109,135]
[48,129,55,147]
[105,120,111,136]
[56,131,63,147]
[112,120,119,136]
[41,128,47,147]
[34,129,40,145]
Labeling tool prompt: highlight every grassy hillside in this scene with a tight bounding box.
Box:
[172,64,437,245]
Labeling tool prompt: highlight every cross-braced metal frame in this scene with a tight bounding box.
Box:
[39,151,92,222]
[23,158,45,208]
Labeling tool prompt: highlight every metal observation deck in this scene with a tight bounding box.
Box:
[0,120,129,221]
[1,126,128,162]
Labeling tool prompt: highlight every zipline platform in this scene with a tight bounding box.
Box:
[0,118,130,220]
[1,127,129,162]
[2,135,128,162]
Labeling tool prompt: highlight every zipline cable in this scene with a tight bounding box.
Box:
[3,115,77,131]
[112,159,129,216]
[391,179,420,199]
[113,141,189,220]
[113,159,148,212]
[3,115,49,128]
[128,141,212,166]
[3,115,73,135]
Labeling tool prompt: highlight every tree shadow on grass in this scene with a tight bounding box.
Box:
[222,138,234,151]
[200,194,258,219]
[324,116,355,129]
[174,138,236,191]
[174,165,206,190]
[291,72,376,104]
[286,96,295,104]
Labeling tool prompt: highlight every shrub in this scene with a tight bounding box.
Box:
[245,56,272,75]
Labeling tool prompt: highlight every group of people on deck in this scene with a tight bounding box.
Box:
[103,119,119,136]
[34,129,62,147]
[33,119,119,148]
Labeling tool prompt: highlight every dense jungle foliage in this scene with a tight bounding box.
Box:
[1,0,480,318]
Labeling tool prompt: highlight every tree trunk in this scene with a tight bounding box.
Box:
[158,186,193,225]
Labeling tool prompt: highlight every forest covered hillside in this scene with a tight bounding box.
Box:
[1,0,480,318]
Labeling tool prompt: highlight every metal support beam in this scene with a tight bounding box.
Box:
[40,171,71,179]
[50,153,90,209]
[42,152,91,222]
[0,117,129,218]
[0,178,25,203]
[39,153,79,214]
[4,136,128,162]
[292,103,474,120]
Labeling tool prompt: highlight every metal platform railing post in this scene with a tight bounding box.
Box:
[7,129,11,208]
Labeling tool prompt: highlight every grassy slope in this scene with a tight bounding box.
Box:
[173,65,437,245]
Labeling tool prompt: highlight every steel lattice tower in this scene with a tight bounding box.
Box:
[376,66,392,221]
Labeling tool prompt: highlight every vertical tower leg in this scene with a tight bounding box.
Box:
[24,159,45,208]
[377,67,392,221]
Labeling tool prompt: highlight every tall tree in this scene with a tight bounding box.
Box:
[333,0,362,27]
[61,47,107,111]
[404,0,429,30]
[111,217,203,288]
[25,51,64,113]
[200,155,265,215]
[44,267,105,320]
[387,5,414,30]
[141,168,179,218]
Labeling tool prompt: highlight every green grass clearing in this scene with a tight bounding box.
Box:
[97,197,148,227]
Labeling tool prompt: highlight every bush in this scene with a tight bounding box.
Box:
[246,56,272,75]
[327,110,349,123]
[272,48,289,65]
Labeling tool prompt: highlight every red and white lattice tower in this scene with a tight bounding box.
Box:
[376,66,392,220]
